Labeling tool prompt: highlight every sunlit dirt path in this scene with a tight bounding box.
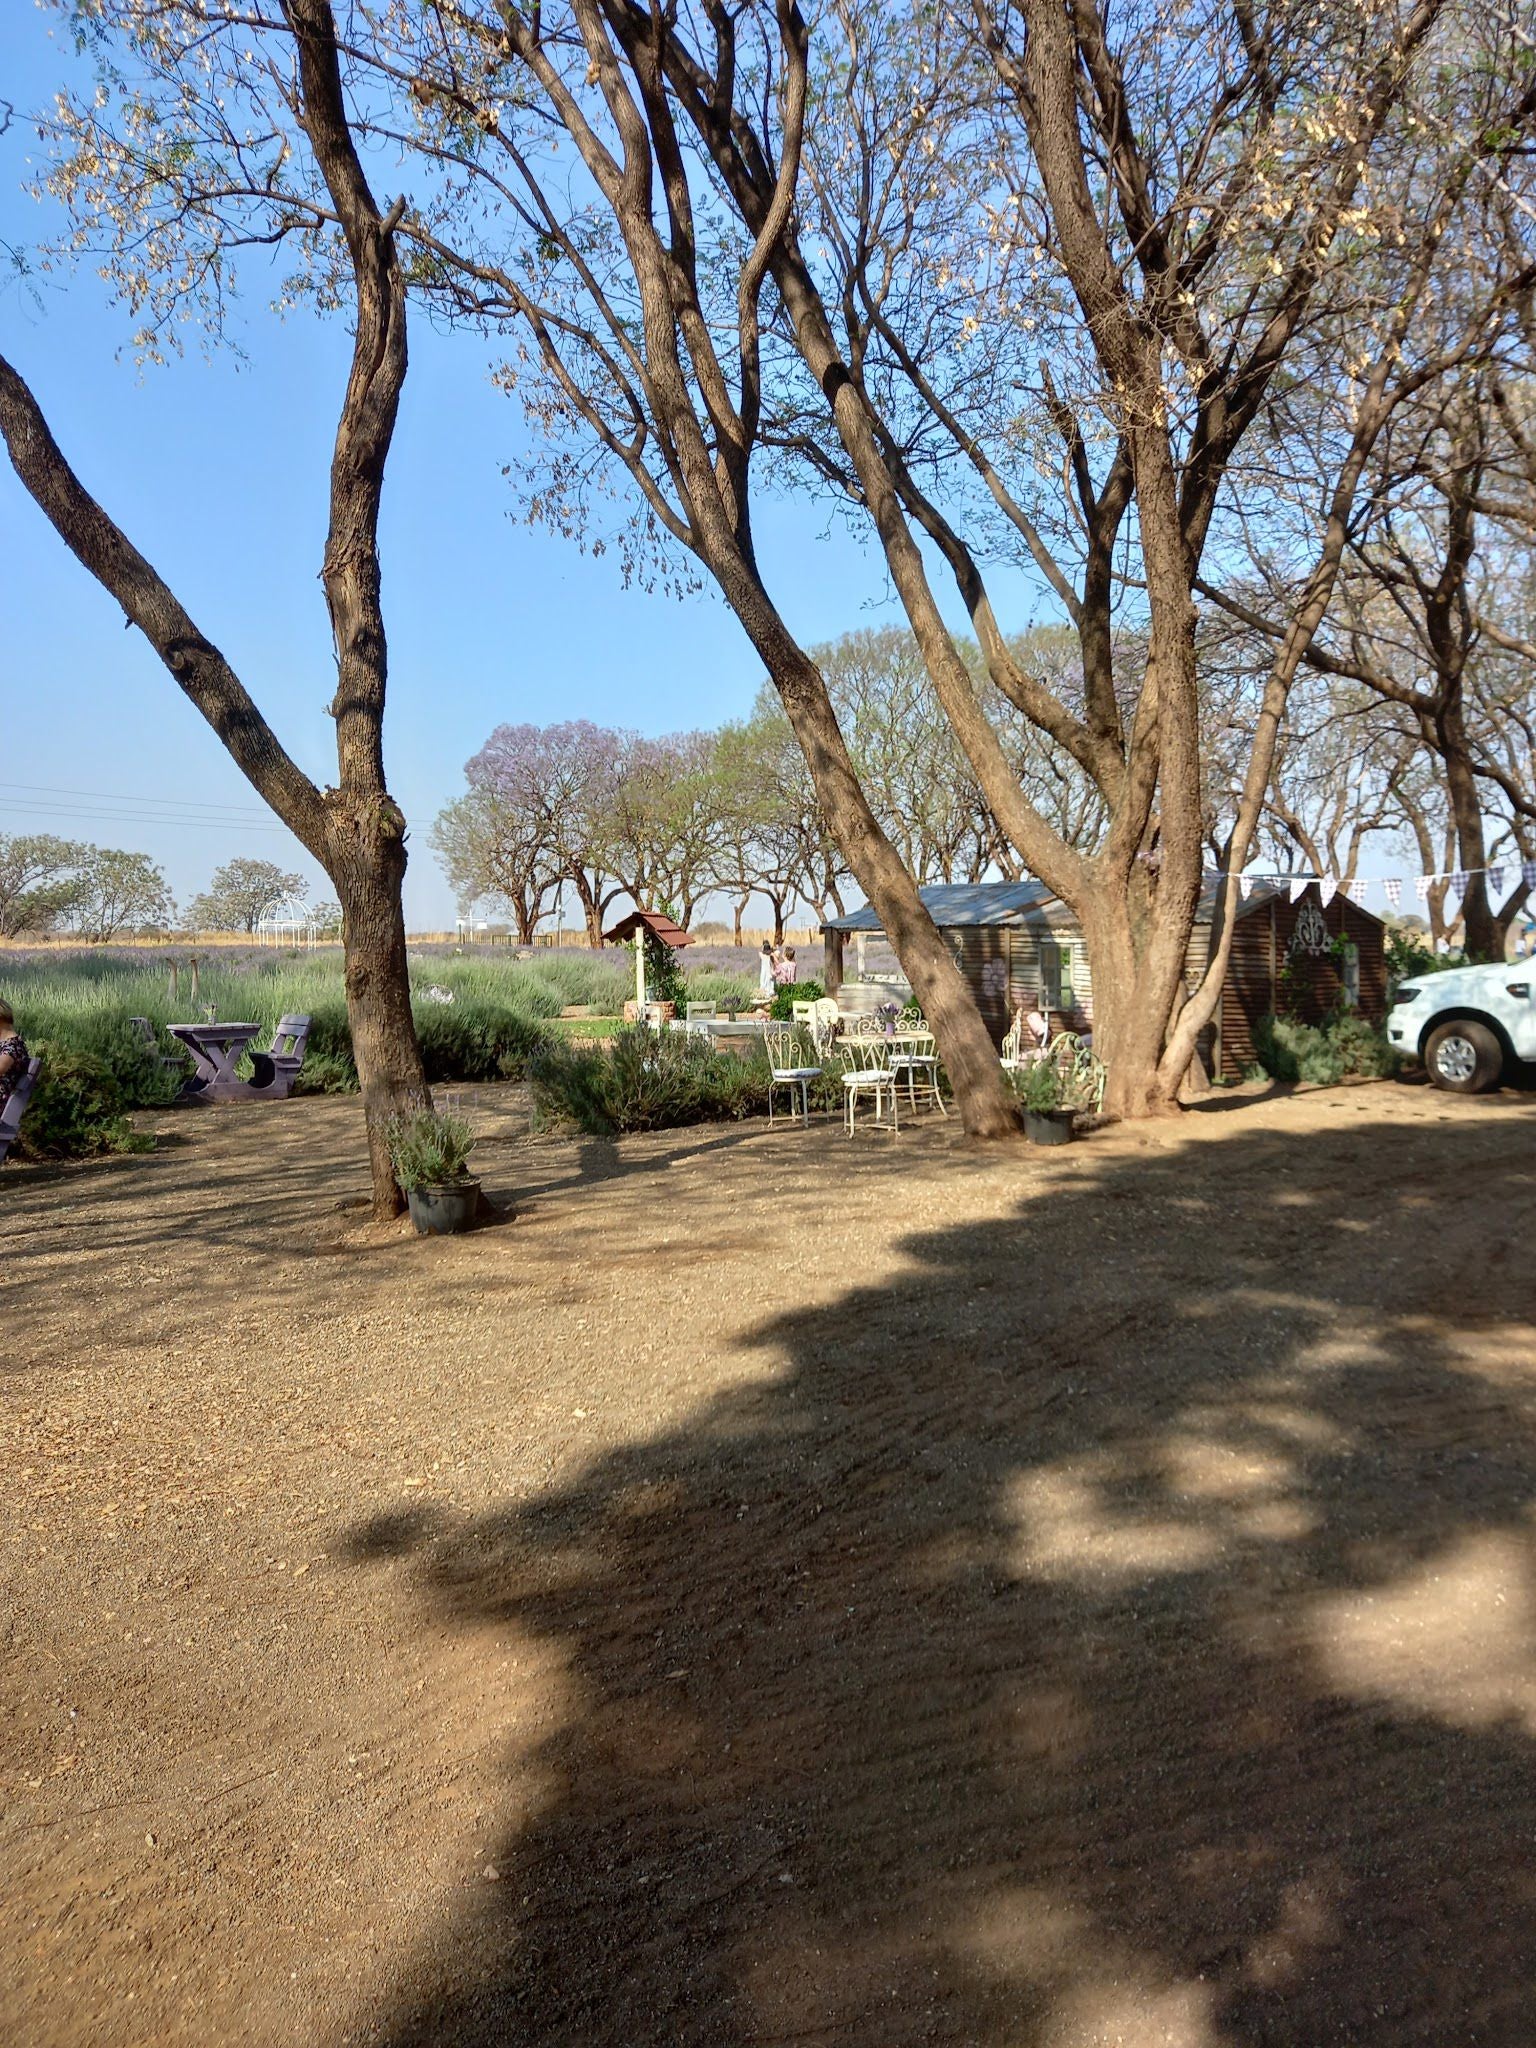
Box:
[5,1079,1535,2046]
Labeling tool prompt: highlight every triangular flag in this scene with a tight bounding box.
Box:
[1449,870,1469,895]
[1415,876,1432,901]
[1289,877,1308,903]
[1319,877,1338,906]
[1239,874,1254,900]
[1384,877,1402,908]
[1345,878,1369,904]
[1524,859,1536,892]
[1488,865,1505,898]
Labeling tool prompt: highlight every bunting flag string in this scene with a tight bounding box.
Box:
[1206,863,1536,917]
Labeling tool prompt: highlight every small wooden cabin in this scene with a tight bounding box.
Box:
[821,878,1387,1079]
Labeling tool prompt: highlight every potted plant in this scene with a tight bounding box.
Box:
[1016,1059,1076,1145]
[387,1108,480,1234]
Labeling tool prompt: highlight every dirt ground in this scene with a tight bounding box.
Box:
[5,1077,1536,2048]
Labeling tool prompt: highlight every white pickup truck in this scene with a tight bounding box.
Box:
[1386,962,1536,1091]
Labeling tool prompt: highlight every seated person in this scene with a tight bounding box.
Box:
[0,1000,29,1111]
[1020,996,1050,1048]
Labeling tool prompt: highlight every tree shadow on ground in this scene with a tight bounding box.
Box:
[355,1110,1536,2042]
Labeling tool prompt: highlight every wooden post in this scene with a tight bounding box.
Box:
[635,932,647,1017]
[824,926,844,995]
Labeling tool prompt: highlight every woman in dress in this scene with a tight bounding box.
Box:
[758,940,777,1001]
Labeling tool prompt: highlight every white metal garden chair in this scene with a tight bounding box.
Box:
[886,1019,947,1116]
[839,1026,899,1135]
[810,997,841,1056]
[766,1026,824,1127]
[1045,1031,1108,1113]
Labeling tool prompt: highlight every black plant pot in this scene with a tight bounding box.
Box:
[406,1177,481,1235]
[1023,1108,1074,1146]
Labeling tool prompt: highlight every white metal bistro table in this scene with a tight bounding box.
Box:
[885,1028,948,1115]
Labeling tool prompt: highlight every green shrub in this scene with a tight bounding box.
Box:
[14,1042,150,1159]
[683,968,759,1010]
[5,953,552,1100]
[1254,1012,1398,1085]
[298,999,356,1075]
[1324,1011,1400,1078]
[768,977,825,1020]
[529,1025,772,1135]
[413,999,551,1082]
[385,1109,477,1189]
[1016,1059,1064,1112]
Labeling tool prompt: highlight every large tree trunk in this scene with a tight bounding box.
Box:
[0,2,431,1222]
[332,821,430,1205]
[570,873,605,948]
[1440,708,1502,958]
[1076,890,1189,1118]
[769,650,1019,1137]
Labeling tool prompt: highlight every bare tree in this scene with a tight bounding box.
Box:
[430,786,561,944]
[0,0,429,1213]
[35,0,1535,1120]
[341,0,1527,1113]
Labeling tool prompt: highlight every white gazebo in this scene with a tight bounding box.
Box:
[257,899,321,949]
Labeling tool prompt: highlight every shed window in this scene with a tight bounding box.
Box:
[1038,938,1076,1009]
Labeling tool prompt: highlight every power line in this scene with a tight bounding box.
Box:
[0,779,278,819]
[0,799,294,834]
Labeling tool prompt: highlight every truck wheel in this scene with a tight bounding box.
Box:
[1424,1019,1502,1093]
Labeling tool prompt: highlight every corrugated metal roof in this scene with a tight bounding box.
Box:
[821,882,1065,932]
[823,873,1381,934]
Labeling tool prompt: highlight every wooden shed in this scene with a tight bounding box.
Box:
[821,878,1387,1079]
[1186,878,1388,1079]
[822,883,1096,1048]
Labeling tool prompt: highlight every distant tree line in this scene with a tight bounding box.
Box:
[441,605,1536,955]
[0,844,336,942]
[433,625,1113,943]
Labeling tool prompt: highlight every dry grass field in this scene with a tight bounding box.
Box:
[5,1078,1536,2046]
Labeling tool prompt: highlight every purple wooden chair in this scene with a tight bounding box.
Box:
[247,1015,311,1100]
[0,1057,43,1166]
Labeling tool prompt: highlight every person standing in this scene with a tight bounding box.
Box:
[758,940,777,1001]
[775,946,799,988]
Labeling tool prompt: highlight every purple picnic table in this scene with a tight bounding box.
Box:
[168,1021,262,1103]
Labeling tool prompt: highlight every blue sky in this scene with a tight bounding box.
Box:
[0,9,930,931]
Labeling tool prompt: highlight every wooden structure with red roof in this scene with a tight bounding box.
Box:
[603,908,693,1017]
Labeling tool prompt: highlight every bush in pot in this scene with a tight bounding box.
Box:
[386,1108,480,1234]
[1015,1058,1077,1145]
